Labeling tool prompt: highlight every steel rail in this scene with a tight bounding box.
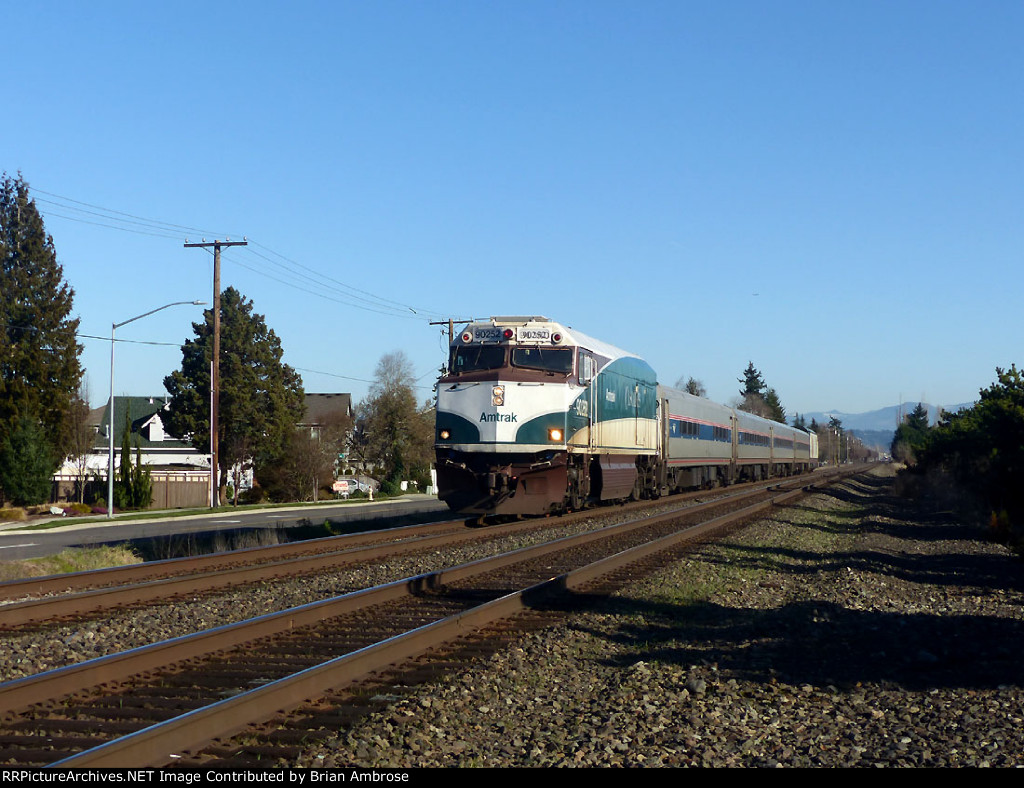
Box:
[0,526,502,627]
[0,469,836,604]
[0,473,837,626]
[50,483,822,768]
[0,518,466,602]
[0,477,817,717]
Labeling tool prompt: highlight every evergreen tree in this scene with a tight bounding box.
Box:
[674,375,707,398]
[0,174,83,498]
[919,367,1024,533]
[163,287,305,501]
[131,444,152,509]
[764,387,786,423]
[115,410,134,509]
[737,362,781,419]
[0,416,56,505]
[891,402,931,464]
[112,410,152,509]
[738,362,766,398]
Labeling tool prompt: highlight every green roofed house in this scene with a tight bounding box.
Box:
[54,396,211,508]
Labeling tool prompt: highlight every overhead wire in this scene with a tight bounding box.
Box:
[244,241,447,320]
[1,321,183,348]
[31,185,452,322]
[32,209,184,240]
[27,185,455,398]
[29,188,231,238]
[231,246,430,320]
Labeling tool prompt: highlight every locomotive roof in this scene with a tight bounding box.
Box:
[465,316,642,364]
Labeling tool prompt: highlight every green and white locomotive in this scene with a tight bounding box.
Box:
[434,316,816,516]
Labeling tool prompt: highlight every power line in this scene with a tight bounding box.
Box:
[245,241,447,320]
[295,365,436,391]
[0,322,183,348]
[36,210,184,240]
[79,333,181,347]
[31,185,452,322]
[224,253,429,319]
[30,187,231,237]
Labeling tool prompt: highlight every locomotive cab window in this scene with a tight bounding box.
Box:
[511,347,573,374]
[450,345,506,374]
[579,352,595,384]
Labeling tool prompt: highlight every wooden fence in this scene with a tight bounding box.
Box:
[53,471,210,511]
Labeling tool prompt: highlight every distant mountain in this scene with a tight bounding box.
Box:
[803,402,971,432]
[801,402,974,451]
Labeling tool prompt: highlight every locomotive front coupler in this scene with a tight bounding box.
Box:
[484,468,517,495]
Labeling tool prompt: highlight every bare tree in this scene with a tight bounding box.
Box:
[736,393,773,418]
[67,381,93,503]
[357,351,434,492]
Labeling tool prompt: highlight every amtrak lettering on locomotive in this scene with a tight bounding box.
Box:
[434,316,817,516]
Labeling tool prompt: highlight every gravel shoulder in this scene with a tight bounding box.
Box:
[297,467,1024,768]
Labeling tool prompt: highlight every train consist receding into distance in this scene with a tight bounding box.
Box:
[434,316,818,516]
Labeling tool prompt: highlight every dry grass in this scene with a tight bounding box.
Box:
[0,545,142,582]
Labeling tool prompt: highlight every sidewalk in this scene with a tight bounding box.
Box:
[0,494,448,535]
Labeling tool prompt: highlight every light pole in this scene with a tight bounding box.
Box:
[108,301,204,519]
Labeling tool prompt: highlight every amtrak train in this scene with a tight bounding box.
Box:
[434,316,817,516]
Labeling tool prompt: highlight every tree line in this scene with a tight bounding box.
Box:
[0,173,433,510]
[893,368,1024,544]
[677,362,873,463]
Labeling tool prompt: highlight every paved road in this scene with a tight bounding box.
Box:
[0,495,451,561]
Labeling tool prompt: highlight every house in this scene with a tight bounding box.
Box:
[300,393,353,438]
[94,396,210,470]
[299,393,359,474]
[54,396,211,508]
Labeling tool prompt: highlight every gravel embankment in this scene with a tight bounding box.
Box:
[297,467,1024,768]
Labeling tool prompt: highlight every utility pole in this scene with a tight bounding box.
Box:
[429,318,474,376]
[184,239,247,506]
[429,317,475,344]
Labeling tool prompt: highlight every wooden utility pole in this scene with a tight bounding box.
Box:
[429,317,475,344]
[184,239,247,506]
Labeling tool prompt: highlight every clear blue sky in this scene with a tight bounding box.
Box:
[5,1,1022,417]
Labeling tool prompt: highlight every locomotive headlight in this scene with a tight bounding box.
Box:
[439,429,451,440]
[548,428,563,442]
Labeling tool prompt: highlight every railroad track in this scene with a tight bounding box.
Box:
[0,468,859,767]
[0,473,831,630]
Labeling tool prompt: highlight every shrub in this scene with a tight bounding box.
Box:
[240,485,266,505]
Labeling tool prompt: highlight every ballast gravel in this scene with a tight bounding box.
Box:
[0,513,656,679]
[296,468,1024,768]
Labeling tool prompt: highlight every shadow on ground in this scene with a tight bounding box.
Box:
[549,472,1023,692]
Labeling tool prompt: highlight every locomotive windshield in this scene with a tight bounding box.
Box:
[450,345,506,374]
[511,347,573,374]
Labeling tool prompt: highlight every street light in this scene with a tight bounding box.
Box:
[108,301,205,519]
